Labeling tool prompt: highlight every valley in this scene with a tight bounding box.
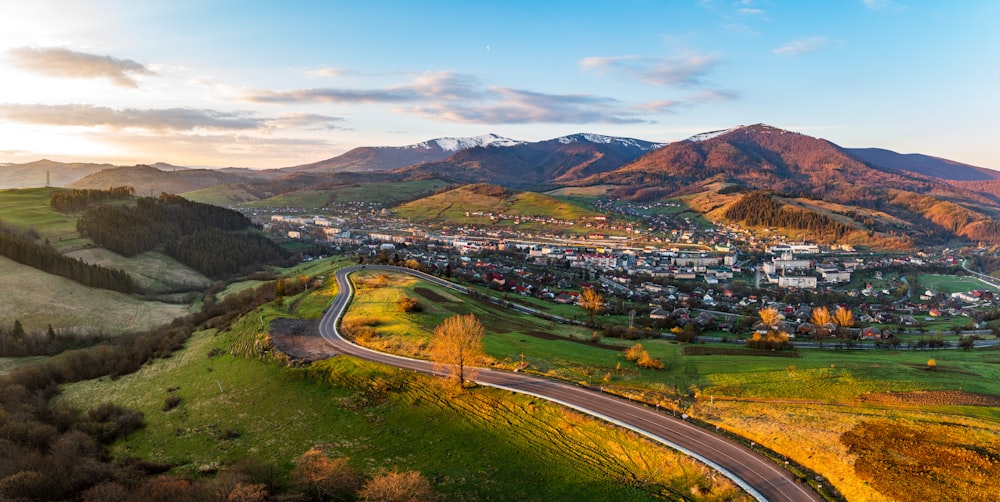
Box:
[1,124,999,501]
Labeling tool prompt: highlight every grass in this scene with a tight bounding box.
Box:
[0,255,191,335]
[65,248,211,293]
[181,185,260,206]
[0,187,85,251]
[918,273,999,294]
[58,275,747,501]
[341,270,1000,502]
[393,185,605,234]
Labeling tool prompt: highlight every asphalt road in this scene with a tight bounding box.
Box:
[318,265,823,502]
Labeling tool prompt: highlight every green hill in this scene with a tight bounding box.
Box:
[394,184,603,231]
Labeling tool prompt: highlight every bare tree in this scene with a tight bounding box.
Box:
[358,470,436,502]
[579,287,604,326]
[291,447,362,501]
[429,314,485,388]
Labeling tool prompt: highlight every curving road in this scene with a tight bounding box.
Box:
[318,265,822,502]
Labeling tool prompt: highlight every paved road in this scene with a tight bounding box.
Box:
[318,265,823,502]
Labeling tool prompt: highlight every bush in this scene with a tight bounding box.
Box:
[358,470,436,502]
[398,296,422,313]
[162,395,181,412]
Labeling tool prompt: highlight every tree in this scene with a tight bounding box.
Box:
[429,314,485,388]
[758,307,782,332]
[358,470,436,502]
[579,287,604,326]
[834,306,855,346]
[809,306,833,347]
[292,447,362,501]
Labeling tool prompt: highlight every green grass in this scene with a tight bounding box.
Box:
[0,187,85,251]
[918,273,999,294]
[240,180,451,210]
[393,185,606,234]
[59,278,746,501]
[181,185,260,206]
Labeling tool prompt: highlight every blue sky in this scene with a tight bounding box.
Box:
[0,0,997,169]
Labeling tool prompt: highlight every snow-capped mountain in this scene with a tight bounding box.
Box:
[412,133,524,152]
[556,133,666,151]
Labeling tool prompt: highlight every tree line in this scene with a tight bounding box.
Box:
[165,229,290,279]
[50,186,135,213]
[724,191,853,241]
[76,193,256,257]
[0,226,134,293]
[76,193,289,278]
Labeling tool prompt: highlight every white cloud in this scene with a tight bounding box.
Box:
[580,54,722,87]
[773,37,829,55]
[6,47,155,88]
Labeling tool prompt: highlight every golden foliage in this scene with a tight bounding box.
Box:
[624,343,645,362]
[758,307,782,330]
[291,447,362,501]
[429,314,485,387]
[579,287,604,324]
[833,306,854,328]
[358,470,436,502]
[809,306,832,327]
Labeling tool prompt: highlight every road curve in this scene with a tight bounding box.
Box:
[319,265,823,502]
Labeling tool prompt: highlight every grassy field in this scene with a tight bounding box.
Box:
[59,273,747,501]
[181,185,261,206]
[66,248,212,293]
[237,180,451,210]
[0,255,191,335]
[0,187,88,251]
[341,270,1000,502]
[918,273,999,294]
[393,185,604,233]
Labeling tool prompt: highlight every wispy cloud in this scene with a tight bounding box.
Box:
[862,0,905,10]
[580,54,721,87]
[0,104,261,131]
[266,112,347,130]
[405,87,647,124]
[246,71,483,104]
[304,67,349,79]
[6,47,155,88]
[245,71,646,124]
[773,37,829,55]
[636,89,738,113]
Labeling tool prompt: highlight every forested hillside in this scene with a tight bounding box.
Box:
[76,194,289,278]
[0,226,134,293]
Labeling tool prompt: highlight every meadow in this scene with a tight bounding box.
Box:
[342,270,1000,502]
[59,265,746,501]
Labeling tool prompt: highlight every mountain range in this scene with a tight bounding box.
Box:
[5,124,1000,247]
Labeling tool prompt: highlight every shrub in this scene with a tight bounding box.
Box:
[358,470,436,502]
[398,296,422,313]
[162,395,181,412]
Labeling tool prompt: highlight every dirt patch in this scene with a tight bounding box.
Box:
[903,363,979,376]
[413,287,448,303]
[269,318,337,364]
[683,346,800,358]
[856,390,1000,408]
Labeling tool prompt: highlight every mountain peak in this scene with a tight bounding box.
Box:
[555,133,666,151]
[686,123,805,142]
[415,133,524,152]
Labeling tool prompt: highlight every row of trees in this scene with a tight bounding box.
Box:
[724,191,853,241]
[0,226,134,293]
[50,186,134,213]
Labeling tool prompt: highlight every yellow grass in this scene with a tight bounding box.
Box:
[66,248,211,292]
[0,255,190,334]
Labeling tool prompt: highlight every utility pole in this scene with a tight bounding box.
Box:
[45,170,50,188]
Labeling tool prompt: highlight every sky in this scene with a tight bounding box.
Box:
[0,0,998,169]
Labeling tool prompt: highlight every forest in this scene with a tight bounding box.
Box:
[724,191,853,241]
[75,194,288,278]
[0,226,134,293]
